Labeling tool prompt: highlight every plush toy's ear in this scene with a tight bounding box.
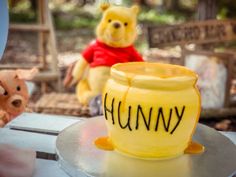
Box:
[100,2,110,12]
[131,5,140,14]
[15,67,38,80]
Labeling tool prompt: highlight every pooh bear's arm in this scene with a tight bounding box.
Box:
[72,41,96,81]
[72,56,89,81]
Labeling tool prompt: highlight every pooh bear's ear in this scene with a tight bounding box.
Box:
[131,5,140,15]
[100,3,110,12]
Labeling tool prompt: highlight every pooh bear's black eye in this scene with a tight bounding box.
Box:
[16,86,21,91]
[108,19,112,23]
[124,22,128,26]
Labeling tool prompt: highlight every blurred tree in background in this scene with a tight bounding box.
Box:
[8,0,236,29]
[217,0,236,19]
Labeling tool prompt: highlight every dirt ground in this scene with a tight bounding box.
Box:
[1,29,94,64]
[1,30,236,132]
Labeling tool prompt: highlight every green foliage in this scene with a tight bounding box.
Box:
[54,13,99,29]
[9,0,36,23]
[217,7,228,20]
[9,0,236,29]
[9,0,31,12]
[50,2,101,29]
[138,9,186,24]
[217,0,236,18]
[10,11,36,23]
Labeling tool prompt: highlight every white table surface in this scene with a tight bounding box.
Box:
[220,131,236,145]
[0,128,56,154]
[6,112,83,135]
[2,113,83,177]
[34,159,68,177]
[1,112,236,177]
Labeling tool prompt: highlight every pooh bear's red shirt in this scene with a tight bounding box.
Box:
[82,40,143,67]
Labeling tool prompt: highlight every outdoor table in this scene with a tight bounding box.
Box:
[0,112,235,177]
[0,113,83,177]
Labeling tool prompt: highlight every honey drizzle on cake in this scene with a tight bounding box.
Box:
[185,141,205,154]
[121,73,135,112]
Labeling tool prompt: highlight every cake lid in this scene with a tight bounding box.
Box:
[111,62,198,90]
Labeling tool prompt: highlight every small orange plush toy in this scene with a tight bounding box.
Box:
[0,68,38,127]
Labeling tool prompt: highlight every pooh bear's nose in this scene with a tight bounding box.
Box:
[11,99,22,108]
[113,22,121,29]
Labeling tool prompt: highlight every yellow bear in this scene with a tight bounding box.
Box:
[64,4,143,113]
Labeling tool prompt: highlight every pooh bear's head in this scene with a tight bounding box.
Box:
[96,4,139,48]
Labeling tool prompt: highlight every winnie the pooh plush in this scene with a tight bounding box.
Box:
[64,3,143,115]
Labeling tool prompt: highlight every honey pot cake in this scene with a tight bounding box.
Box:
[95,62,204,159]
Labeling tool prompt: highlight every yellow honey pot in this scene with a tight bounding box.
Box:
[95,62,204,159]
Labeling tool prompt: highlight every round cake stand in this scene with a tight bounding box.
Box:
[56,117,236,177]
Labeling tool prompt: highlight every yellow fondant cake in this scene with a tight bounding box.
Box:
[95,62,204,159]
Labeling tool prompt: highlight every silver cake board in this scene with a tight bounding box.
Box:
[56,117,236,177]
